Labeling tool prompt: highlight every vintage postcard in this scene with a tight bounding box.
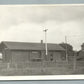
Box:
[0,4,84,80]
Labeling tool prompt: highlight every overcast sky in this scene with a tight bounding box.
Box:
[0,5,84,50]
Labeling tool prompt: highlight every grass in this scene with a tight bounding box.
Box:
[0,61,83,75]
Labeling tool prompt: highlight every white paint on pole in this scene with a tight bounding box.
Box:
[43,28,48,56]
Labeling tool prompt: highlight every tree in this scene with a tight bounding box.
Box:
[59,43,74,56]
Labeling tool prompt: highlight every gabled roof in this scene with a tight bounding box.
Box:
[0,41,65,51]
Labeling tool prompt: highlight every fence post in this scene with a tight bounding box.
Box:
[7,63,10,70]
[15,63,17,70]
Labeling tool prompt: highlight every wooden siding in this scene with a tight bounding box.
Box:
[30,51,42,61]
[2,49,11,63]
[9,50,65,63]
[48,51,65,62]
[1,48,65,63]
[11,50,30,63]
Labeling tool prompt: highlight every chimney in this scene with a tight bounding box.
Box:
[41,40,43,44]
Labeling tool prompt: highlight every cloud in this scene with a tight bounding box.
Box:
[0,5,84,50]
[0,22,44,42]
[0,5,84,30]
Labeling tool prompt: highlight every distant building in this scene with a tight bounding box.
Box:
[59,43,74,56]
[0,41,65,63]
[77,43,84,61]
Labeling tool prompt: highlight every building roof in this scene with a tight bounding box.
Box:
[0,41,65,51]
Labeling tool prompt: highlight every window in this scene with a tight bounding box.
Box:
[32,51,39,54]
[30,51,41,62]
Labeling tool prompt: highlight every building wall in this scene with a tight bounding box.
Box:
[0,43,11,63]
[77,50,84,61]
[48,51,65,62]
[81,44,84,50]
[77,44,84,61]
[1,49,65,63]
[2,49,11,63]
[11,50,30,63]
[11,50,42,63]
[7,50,65,63]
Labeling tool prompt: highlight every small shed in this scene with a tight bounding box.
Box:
[0,41,65,63]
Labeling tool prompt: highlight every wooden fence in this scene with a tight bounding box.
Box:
[0,61,83,75]
[0,61,69,68]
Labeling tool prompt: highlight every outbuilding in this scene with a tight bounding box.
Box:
[0,41,65,63]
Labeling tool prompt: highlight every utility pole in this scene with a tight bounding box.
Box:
[41,28,48,74]
[43,28,48,56]
[65,36,68,62]
[73,50,77,71]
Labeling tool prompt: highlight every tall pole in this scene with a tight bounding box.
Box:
[65,36,68,62]
[41,28,48,74]
[43,28,48,56]
[73,50,77,71]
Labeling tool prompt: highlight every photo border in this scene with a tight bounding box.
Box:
[0,3,84,80]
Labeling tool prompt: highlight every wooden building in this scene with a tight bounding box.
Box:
[0,41,65,63]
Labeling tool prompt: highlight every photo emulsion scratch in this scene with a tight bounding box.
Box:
[0,5,84,77]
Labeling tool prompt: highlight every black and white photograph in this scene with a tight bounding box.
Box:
[0,5,84,78]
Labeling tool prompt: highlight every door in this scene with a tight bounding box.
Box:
[49,51,54,61]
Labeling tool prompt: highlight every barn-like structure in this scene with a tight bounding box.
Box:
[0,41,66,63]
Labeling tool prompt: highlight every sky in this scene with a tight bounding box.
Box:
[0,5,84,50]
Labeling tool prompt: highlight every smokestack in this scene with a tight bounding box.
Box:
[41,40,43,44]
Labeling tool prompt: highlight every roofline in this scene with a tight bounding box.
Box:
[0,41,65,51]
[1,41,60,45]
[10,49,65,51]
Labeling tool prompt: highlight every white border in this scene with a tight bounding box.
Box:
[0,75,84,80]
[0,4,84,6]
[0,4,84,80]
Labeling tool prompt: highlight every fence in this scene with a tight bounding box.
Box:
[0,61,69,68]
[0,61,83,75]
